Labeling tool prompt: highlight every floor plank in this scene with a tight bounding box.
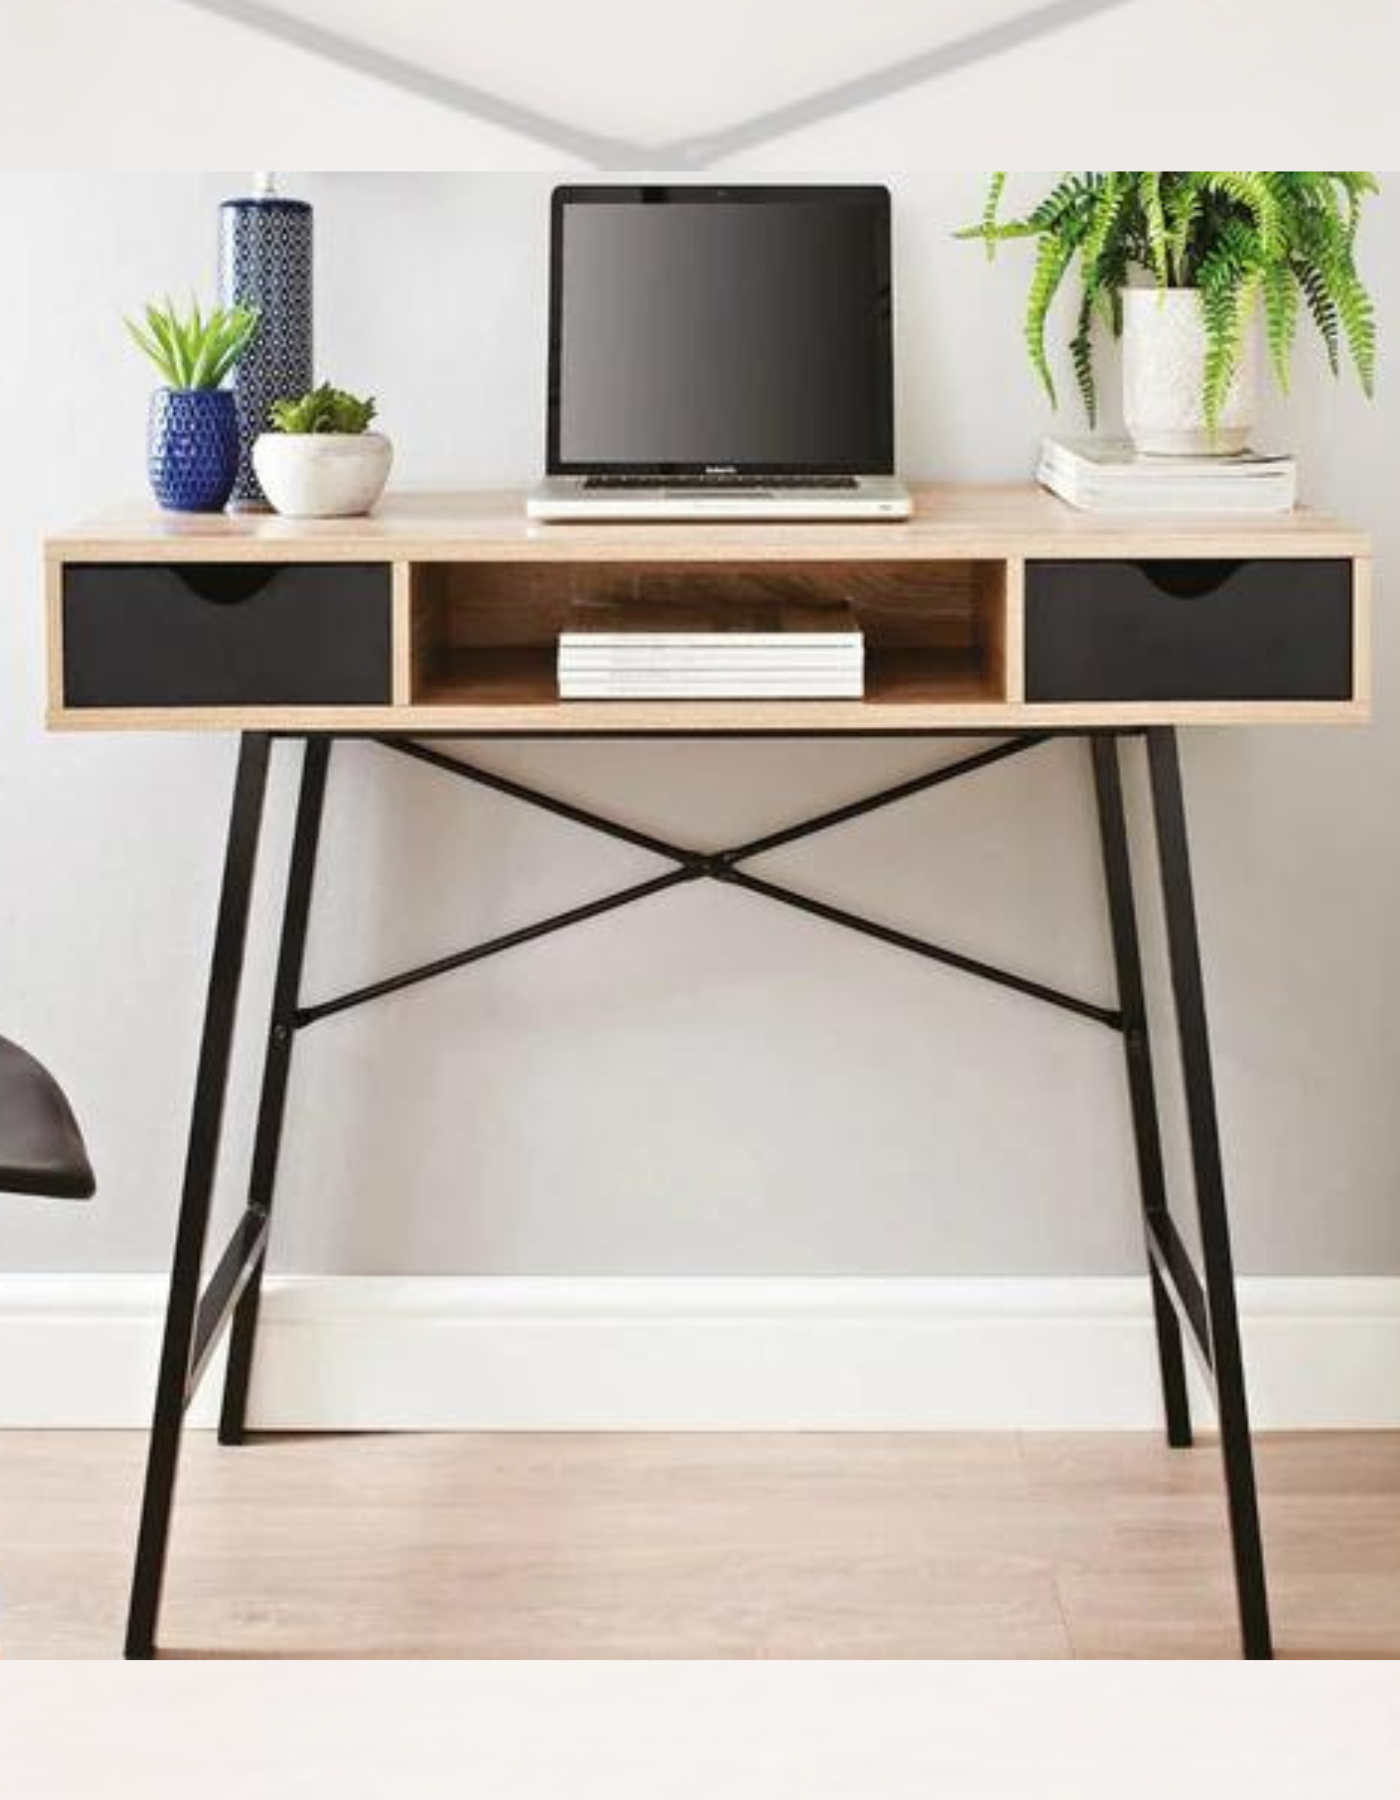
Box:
[0,1430,1396,1659]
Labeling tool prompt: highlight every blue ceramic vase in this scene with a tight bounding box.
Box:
[147,388,240,512]
[220,194,314,509]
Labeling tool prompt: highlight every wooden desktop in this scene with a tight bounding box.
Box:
[48,484,1370,733]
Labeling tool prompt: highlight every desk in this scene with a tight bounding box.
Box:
[46,485,1373,1659]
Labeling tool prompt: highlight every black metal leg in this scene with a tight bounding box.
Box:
[1090,735,1193,1449]
[1145,727,1272,1660]
[219,738,331,1446]
[124,733,273,1660]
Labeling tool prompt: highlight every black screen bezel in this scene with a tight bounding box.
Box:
[546,184,895,477]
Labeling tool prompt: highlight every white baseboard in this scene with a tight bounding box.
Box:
[2,1275,1399,1431]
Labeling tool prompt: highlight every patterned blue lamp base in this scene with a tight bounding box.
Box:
[220,192,314,510]
[148,388,240,512]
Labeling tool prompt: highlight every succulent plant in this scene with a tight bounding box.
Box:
[125,296,260,391]
[270,383,378,435]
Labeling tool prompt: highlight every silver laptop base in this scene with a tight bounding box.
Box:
[528,476,912,523]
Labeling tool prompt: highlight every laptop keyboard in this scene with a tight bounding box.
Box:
[583,474,861,492]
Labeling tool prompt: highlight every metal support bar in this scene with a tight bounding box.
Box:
[219,739,332,1444]
[718,733,1052,864]
[1090,735,1194,1447]
[297,867,697,1028]
[1144,1211,1212,1374]
[376,736,694,864]
[185,1206,271,1405]
[1146,727,1272,1660]
[725,867,1121,1030]
[125,733,273,1660]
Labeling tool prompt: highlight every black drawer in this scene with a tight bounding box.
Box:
[1024,559,1353,703]
[63,562,392,708]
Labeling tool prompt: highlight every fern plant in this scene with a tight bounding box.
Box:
[125,296,259,391]
[270,383,377,435]
[959,173,1378,429]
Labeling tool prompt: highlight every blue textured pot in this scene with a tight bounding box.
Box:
[147,388,240,512]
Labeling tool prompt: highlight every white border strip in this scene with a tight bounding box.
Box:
[1,1275,1398,1431]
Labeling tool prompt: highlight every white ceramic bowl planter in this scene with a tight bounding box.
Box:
[253,430,394,518]
[1122,288,1258,457]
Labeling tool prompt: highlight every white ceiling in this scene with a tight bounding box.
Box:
[5,0,1388,167]
[177,0,1136,159]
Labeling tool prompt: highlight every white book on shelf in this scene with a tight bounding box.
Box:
[1039,436,1297,515]
[559,677,865,699]
[559,596,864,654]
[560,649,865,672]
[1043,435,1295,480]
[1039,461,1297,515]
[557,593,865,698]
[560,631,864,651]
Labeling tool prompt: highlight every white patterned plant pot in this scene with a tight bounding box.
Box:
[1121,287,1257,456]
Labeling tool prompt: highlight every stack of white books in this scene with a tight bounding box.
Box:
[558,598,864,700]
[1039,436,1298,515]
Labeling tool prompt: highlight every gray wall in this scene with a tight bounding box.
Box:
[1,172,1396,1277]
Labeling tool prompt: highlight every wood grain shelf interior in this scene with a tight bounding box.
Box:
[407,559,1011,709]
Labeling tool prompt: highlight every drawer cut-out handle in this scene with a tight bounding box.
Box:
[177,565,281,606]
[1133,560,1244,601]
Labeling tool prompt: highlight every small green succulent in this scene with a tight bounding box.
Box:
[270,384,378,435]
[125,296,260,391]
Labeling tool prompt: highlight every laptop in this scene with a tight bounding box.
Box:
[528,185,911,522]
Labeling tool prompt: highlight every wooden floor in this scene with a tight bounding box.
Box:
[2,1430,1399,1659]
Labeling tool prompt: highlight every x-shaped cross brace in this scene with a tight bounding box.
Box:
[293,733,1121,1033]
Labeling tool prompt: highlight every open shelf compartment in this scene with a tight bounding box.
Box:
[406,559,1013,711]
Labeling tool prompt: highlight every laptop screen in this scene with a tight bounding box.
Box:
[547,186,894,476]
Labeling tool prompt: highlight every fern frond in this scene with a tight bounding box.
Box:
[979,172,1007,259]
[1070,293,1098,425]
[1094,235,1131,336]
[1336,266,1377,395]
[1080,172,1126,284]
[1197,219,1260,429]
[1028,173,1101,232]
[1164,175,1204,286]
[1024,231,1076,407]
[1300,198,1378,394]
[1332,171,1379,245]
[1203,276,1258,434]
[1261,261,1298,393]
[1297,258,1341,375]
[1138,173,1169,286]
[1199,171,1282,257]
[954,219,1043,247]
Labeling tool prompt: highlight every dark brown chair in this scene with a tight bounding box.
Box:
[0,1035,95,1199]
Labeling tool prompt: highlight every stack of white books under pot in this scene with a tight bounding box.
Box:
[558,597,865,699]
[1039,436,1298,515]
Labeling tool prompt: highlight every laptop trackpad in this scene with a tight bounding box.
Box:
[663,490,775,501]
